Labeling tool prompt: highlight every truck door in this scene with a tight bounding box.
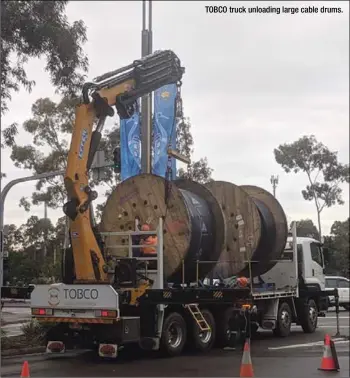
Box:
[310,242,325,290]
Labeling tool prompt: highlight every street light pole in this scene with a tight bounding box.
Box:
[140,0,153,174]
[270,175,279,198]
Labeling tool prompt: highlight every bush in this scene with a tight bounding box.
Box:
[20,320,46,346]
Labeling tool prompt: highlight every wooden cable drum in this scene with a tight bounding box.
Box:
[204,181,261,278]
[100,174,224,282]
[240,185,288,276]
[175,178,225,280]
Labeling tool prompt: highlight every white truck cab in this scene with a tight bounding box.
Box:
[293,237,326,291]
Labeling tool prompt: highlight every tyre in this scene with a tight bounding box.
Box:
[216,307,241,348]
[160,312,187,357]
[300,298,318,333]
[250,322,259,339]
[342,304,350,311]
[273,302,292,337]
[191,309,216,352]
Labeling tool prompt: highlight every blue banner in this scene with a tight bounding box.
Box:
[152,84,177,179]
[120,102,141,181]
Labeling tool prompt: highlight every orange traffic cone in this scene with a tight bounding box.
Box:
[240,338,254,377]
[20,360,30,377]
[319,334,339,372]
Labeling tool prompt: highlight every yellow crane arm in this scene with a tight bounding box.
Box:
[63,50,184,283]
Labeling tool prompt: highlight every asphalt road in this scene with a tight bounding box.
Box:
[1,310,349,377]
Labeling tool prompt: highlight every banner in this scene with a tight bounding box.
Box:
[152,84,177,179]
[120,102,141,181]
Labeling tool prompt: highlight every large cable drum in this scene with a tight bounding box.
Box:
[239,185,288,276]
[205,182,289,278]
[100,174,225,282]
[204,181,262,278]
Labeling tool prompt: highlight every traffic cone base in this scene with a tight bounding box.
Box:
[21,360,30,377]
[240,339,254,377]
[319,334,339,372]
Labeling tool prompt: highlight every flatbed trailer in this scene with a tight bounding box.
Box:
[30,219,334,358]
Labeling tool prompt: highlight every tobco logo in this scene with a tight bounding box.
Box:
[48,287,60,307]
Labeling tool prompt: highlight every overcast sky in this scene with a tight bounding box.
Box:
[1,1,349,235]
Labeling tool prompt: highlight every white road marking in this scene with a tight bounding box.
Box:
[1,323,26,329]
[268,338,348,350]
[316,325,350,328]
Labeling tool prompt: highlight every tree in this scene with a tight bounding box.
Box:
[1,0,88,117]
[176,117,213,184]
[3,224,24,254]
[294,219,320,240]
[3,96,118,212]
[323,218,349,277]
[274,135,349,239]
[4,216,65,285]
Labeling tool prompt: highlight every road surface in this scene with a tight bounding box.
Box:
[1,310,349,377]
[1,306,31,337]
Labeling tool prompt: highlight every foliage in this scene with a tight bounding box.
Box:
[176,117,213,184]
[21,320,46,345]
[323,218,349,278]
[294,219,320,240]
[274,135,349,238]
[1,0,88,116]
[3,97,118,212]
[4,216,63,285]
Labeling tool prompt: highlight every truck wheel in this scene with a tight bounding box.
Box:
[191,309,216,352]
[343,304,350,311]
[300,299,318,333]
[160,312,187,357]
[216,307,240,347]
[273,302,292,337]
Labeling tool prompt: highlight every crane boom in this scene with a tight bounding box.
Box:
[63,50,184,283]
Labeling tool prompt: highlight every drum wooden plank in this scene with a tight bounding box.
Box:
[240,185,288,274]
[205,181,261,277]
[100,174,191,279]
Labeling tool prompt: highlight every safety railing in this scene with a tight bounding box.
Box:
[100,217,164,289]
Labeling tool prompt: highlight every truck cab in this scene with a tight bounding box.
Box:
[294,237,326,291]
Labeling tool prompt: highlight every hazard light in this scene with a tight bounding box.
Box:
[32,308,53,316]
[95,310,117,318]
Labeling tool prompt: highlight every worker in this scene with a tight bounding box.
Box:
[236,276,249,288]
[140,224,157,256]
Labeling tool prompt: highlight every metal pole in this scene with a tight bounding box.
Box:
[270,175,279,197]
[334,290,340,337]
[0,170,64,287]
[44,201,48,258]
[141,0,153,174]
